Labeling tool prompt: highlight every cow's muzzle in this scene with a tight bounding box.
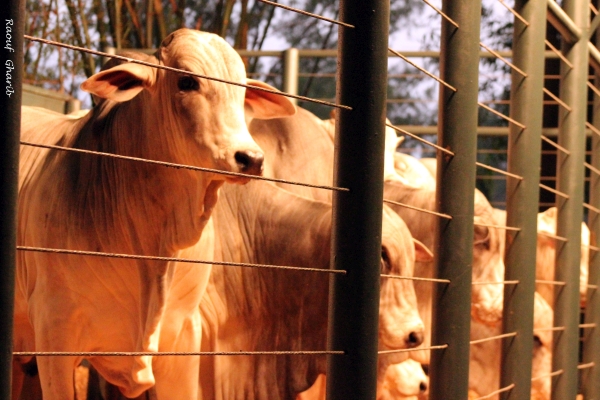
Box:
[234,150,264,176]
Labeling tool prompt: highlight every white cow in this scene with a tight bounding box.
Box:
[13,28,295,399]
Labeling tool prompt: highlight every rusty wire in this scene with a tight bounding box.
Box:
[580,323,597,329]
[539,183,570,200]
[14,350,344,357]
[497,0,529,26]
[20,141,349,193]
[584,202,600,215]
[477,102,526,129]
[378,344,448,355]
[23,35,351,111]
[535,279,566,286]
[479,42,527,77]
[388,48,457,92]
[17,246,347,275]
[421,0,459,27]
[587,81,600,98]
[381,274,451,283]
[472,280,519,286]
[531,369,564,382]
[541,135,571,155]
[545,40,574,68]
[543,87,572,111]
[473,384,516,400]
[470,332,517,345]
[473,222,521,231]
[476,162,524,180]
[578,362,595,370]
[257,0,354,28]
[533,326,566,333]
[586,122,600,137]
[386,123,454,156]
[383,198,452,220]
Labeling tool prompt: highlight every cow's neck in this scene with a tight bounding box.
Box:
[205,181,332,396]
[67,97,219,257]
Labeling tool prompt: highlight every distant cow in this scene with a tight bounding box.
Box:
[14,28,294,399]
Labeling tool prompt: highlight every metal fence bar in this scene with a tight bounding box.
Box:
[0,0,24,398]
[428,0,480,398]
[553,0,590,396]
[501,1,546,398]
[325,0,389,398]
[282,48,299,106]
[582,16,600,397]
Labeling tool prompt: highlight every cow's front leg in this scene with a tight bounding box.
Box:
[36,354,77,399]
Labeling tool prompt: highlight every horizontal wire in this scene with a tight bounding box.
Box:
[543,87,572,111]
[586,122,600,137]
[388,48,457,92]
[476,162,524,180]
[587,81,600,98]
[497,0,529,26]
[23,35,350,110]
[421,0,459,27]
[380,274,451,283]
[386,123,454,156]
[533,326,566,333]
[545,40,574,69]
[473,222,521,231]
[473,384,515,400]
[578,362,595,370]
[383,198,453,220]
[539,183,570,200]
[470,332,517,345]
[584,202,600,215]
[20,141,348,193]
[579,323,596,329]
[531,369,564,382]
[587,284,599,290]
[479,42,527,77]
[535,279,566,286]
[16,246,347,275]
[257,0,354,28]
[592,2,599,15]
[541,135,571,155]
[477,102,526,129]
[13,350,344,357]
[378,344,448,355]
[472,280,519,286]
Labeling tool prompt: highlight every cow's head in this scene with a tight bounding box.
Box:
[378,206,431,372]
[81,29,295,184]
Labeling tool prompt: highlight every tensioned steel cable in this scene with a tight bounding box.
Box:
[541,135,571,155]
[23,35,351,111]
[479,42,527,77]
[381,274,451,283]
[388,48,457,92]
[586,121,600,137]
[535,280,566,286]
[472,280,519,285]
[477,101,526,129]
[476,162,524,180]
[257,0,354,28]
[20,141,349,193]
[473,384,516,400]
[14,350,345,357]
[16,246,347,275]
[382,198,453,220]
[545,40,574,68]
[386,123,454,156]
[421,0,458,27]
[469,332,517,345]
[377,344,448,355]
[543,87,573,111]
[531,369,564,382]
[539,183,570,199]
[497,0,529,26]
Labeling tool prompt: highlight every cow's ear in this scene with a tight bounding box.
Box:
[81,63,156,102]
[245,79,296,120]
[413,238,434,262]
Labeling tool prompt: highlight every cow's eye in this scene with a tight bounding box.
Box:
[533,334,543,349]
[381,247,392,275]
[178,76,199,91]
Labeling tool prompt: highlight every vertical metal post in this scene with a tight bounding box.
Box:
[282,48,299,106]
[500,0,547,398]
[581,21,600,399]
[325,0,389,398]
[553,0,589,397]
[0,0,24,398]
[428,1,480,399]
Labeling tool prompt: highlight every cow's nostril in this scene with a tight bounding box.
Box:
[406,331,424,348]
[234,150,264,175]
[419,381,427,393]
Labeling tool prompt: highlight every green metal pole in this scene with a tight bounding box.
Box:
[581,13,600,398]
[428,1,480,399]
[325,0,389,399]
[0,0,24,398]
[553,0,589,397]
[500,1,547,398]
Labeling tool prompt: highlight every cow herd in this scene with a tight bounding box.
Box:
[12,28,589,400]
